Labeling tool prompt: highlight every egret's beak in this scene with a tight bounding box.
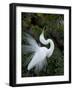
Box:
[42,29,44,34]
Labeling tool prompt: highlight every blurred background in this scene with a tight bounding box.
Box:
[21,13,64,77]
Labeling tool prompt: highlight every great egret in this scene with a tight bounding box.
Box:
[22,30,54,72]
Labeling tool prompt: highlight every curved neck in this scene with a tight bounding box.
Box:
[47,39,54,51]
[46,39,54,58]
[39,30,54,51]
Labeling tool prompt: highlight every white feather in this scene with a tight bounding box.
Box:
[27,47,48,70]
[23,33,39,49]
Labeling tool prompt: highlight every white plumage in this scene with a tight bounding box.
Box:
[22,30,54,72]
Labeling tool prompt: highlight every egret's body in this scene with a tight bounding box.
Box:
[22,30,54,72]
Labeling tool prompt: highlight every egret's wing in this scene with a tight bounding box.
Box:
[23,33,39,49]
[22,33,39,54]
[22,45,37,54]
[27,49,46,70]
[27,52,40,70]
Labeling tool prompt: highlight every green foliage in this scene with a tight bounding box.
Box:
[21,13,64,77]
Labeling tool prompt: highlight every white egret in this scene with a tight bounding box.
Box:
[22,30,54,72]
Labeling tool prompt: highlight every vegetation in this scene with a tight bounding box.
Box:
[21,13,64,77]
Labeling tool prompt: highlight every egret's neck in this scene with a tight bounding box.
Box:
[39,30,54,51]
[39,31,54,57]
[47,39,54,51]
[46,39,54,58]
